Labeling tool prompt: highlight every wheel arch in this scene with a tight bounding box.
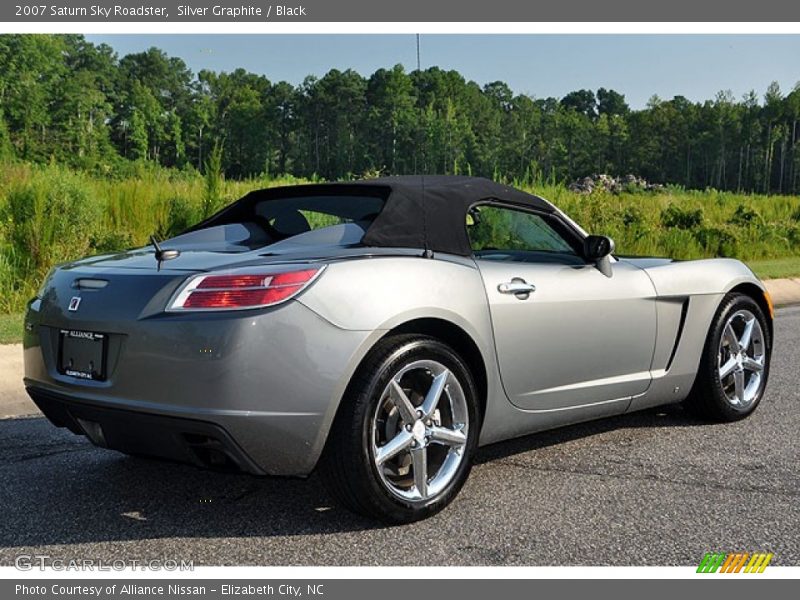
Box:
[385,318,489,423]
[728,282,774,347]
[328,317,490,440]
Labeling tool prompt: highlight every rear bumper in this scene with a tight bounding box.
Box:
[28,386,266,474]
[23,299,378,476]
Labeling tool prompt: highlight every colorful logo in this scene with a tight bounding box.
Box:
[697,552,773,573]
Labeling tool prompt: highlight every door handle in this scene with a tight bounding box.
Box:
[498,279,536,296]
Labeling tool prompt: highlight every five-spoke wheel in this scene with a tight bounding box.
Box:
[321,335,478,523]
[717,309,766,409]
[685,292,771,421]
[372,360,469,502]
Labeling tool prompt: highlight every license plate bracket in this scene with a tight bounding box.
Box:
[58,329,107,381]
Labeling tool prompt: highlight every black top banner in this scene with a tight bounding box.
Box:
[3,0,800,22]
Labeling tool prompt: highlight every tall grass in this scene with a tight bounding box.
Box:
[202,141,225,219]
[545,186,800,261]
[0,161,303,313]
[1,160,799,314]
[510,168,800,260]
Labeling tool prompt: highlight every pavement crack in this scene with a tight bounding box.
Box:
[0,445,94,466]
[226,486,261,503]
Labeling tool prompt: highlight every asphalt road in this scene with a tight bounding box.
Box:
[1,307,798,567]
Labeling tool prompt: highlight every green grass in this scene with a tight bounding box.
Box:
[0,160,799,318]
[0,313,22,344]
[746,257,800,280]
[0,161,310,314]
[521,181,800,262]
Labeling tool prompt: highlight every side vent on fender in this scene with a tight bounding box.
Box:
[665,298,690,372]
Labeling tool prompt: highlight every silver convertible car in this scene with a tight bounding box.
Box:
[24,176,773,522]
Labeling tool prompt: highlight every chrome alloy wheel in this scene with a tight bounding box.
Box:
[370,359,469,503]
[718,309,766,409]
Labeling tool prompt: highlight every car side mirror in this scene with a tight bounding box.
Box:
[583,235,615,277]
[583,235,615,260]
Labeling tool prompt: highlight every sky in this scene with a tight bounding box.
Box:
[85,34,800,109]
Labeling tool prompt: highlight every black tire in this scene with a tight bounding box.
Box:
[683,292,771,422]
[320,334,479,523]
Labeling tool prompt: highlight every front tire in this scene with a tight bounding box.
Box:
[684,292,771,422]
[320,334,479,523]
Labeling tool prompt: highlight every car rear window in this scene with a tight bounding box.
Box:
[253,194,385,237]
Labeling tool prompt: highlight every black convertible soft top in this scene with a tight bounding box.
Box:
[196,175,555,257]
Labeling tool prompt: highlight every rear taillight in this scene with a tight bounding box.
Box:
[167,267,323,312]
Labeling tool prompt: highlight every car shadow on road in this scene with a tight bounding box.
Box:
[0,404,706,553]
[0,418,384,553]
[476,402,707,465]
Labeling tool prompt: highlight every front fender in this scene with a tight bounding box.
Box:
[642,258,765,297]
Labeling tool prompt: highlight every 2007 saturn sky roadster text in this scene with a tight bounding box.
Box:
[24,176,773,523]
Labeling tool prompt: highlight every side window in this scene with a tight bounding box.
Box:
[467,205,584,265]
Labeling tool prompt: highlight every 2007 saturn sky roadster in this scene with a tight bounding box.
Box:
[24,176,773,522]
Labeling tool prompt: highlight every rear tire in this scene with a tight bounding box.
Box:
[683,292,771,422]
[320,334,479,523]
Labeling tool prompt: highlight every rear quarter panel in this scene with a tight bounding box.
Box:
[297,255,515,445]
[299,256,492,336]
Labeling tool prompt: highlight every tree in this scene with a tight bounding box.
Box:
[2,34,800,196]
[366,65,416,174]
[165,110,185,167]
[561,89,597,119]
[127,108,148,160]
[0,35,67,159]
[270,81,298,174]
[786,83,800,194]
[0,108,13,160]
[763,81,783,193]
[299,69,367,178]
[597,88,629,117]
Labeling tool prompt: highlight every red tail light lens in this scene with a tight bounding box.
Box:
[168,267,322,311]
[195,274,269,289]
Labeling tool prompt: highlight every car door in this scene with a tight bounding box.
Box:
[468,203,657,412]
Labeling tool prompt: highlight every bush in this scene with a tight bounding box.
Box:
[787,224,800,247]
[165,195,199,237]
[694,226,739,257]
[729,204,762,227]
[91,230,136,255]
[661,205,704,230]
[622,206,644,228]
[0,247,37,313]
[659,228,702,260]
